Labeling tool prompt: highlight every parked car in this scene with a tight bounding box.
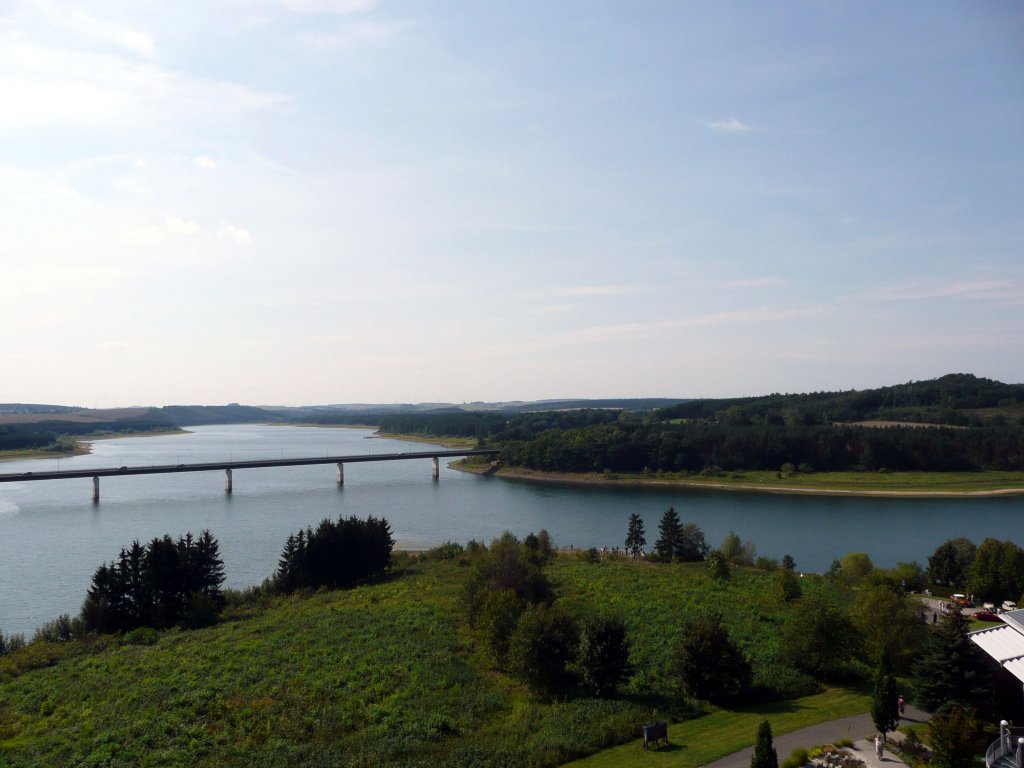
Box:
[1003,601,1018,612]
[952,594,973,607]
[974,611,1001,622]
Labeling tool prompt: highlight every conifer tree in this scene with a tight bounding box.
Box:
[751,720,778,768]
[655,507,682,560]
[871,654,900,741]
[912,608,991,714]
[625,513,646,557]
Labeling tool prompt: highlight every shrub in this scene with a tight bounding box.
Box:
[750,662,821,702]
[0,631,26,657]
[706,550,730,580]
[508,604,579,692]
[32,614,78,643]
[756,557,780,571]
[476,589,526,667]
[122,627,159,646]
[576,614,633,697]
[429,541,465,560]
[775,568,802,603]
[464,532,552,622]
[787,747,810,767]
[672,610,750,704]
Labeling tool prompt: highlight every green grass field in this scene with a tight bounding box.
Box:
[563,685,871,768]
[0,556,874,767]
[499,467,1024,495]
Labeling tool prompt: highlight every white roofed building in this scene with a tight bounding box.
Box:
[970,610,1024,768]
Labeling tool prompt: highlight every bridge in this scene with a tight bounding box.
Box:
[0,449,501,501]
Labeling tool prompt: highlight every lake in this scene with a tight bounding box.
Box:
[1,423,1022,636]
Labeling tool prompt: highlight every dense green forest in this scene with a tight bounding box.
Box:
[0,411,177,452]
[656,373,1024,426]
[359,375,1024,474]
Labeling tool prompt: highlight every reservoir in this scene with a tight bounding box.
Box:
[1,423,1022,636]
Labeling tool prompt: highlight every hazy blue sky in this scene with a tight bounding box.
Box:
[2,1,1022,406]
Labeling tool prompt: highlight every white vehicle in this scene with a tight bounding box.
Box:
[983,602,996,612]
[1003,601,1018,612]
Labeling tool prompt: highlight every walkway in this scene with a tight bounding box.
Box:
[705,706,927,768]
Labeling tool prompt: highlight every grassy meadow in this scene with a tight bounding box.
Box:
[1,555,868,767]
[489,466,1024,495]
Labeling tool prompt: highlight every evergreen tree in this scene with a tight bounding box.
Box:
[625,513,646,557]
[750,720,778,768]
[655,507,682,560]
[912,608,991,714]
[781,554,796,571]
[871,655,900,741]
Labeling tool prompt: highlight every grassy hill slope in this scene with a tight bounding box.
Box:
[0,556,868,767]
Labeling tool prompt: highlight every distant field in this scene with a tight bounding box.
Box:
[489,466,1024,496]
[0,408,147,425]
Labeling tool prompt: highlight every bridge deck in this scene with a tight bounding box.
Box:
[0,449,499,483]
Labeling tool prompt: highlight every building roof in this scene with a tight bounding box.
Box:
[970,612,1024,684]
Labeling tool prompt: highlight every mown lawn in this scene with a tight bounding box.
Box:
[0,556,869,767]
[562,685,871,768]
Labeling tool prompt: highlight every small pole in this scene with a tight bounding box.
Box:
[92,475,100,503]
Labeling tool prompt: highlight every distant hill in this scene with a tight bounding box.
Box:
[655,373,1024,427]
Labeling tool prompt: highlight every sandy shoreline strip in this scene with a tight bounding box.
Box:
[448,463,1024,498]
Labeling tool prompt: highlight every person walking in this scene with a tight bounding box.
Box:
[875,734,884,760]
[897,695,905,719]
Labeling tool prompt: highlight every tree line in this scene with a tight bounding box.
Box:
[81,531,226,633]
[928,536,1024,604]
[655,372,1024,426]
[493,420,1024,473]
[0,514,397,649]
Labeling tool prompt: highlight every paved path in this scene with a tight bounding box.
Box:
[705,706,928,768]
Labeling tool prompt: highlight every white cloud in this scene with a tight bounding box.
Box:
[707,117,752,133]
[98,340,130,351]
[218,222,253,245]
[15,183,80,203]
[59,7,157,60]
[194,155,217,170]
[166,217,199,236]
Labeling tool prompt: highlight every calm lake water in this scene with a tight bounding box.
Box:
[1,424,1022,636]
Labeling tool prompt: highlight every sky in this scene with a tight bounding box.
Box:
[2,0,1023,407]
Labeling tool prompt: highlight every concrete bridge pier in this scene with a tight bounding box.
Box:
[92,475,99,503]
[336,462,344,485]
[224,468,233,494]
[432,456,440,480]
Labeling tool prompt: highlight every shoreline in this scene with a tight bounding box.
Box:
[449,463,1024,498]
[0,428,190,463]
